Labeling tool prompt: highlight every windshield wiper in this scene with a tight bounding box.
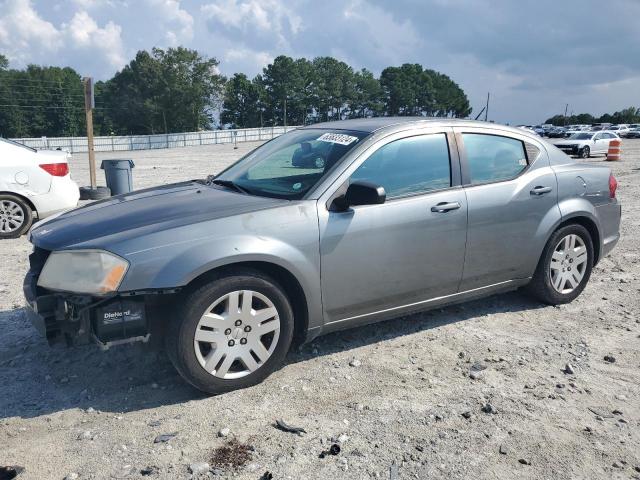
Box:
[209,178,251,195]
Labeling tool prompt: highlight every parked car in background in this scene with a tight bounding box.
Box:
[609,125,629,137]
[0,138,79,239]
[625,128,640,139]
[554,131,620,158]
[23,118,621,394]
[546,127,567,138]
[532,125,545,136]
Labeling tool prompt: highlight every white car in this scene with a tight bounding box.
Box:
[609,125,630,137]
[553,131,620,159]
[0,138,79,239]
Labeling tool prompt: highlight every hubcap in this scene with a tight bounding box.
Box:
[193,290,280,380]
[0,200,25,233]
[549,234,588,294]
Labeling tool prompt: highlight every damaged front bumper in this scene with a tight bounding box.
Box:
[23,269,152,349]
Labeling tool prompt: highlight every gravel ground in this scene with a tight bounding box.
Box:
[1,139,639,480]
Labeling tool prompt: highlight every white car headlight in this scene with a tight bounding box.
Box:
[37,250,129,295]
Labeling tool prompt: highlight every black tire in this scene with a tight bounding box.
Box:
[165,268,294,394]
[526,224,594,305]
[580,146,590,159]
[0,194,33,239]
[79,186,110,200]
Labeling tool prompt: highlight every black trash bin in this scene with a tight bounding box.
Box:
[100,159,135,196]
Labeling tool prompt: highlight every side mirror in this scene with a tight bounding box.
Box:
[332,181,386,211]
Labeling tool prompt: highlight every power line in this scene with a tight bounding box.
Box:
[0,104,111,110]
[0,75,85,86]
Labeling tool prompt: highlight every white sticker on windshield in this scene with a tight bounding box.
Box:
[317,133,358,146]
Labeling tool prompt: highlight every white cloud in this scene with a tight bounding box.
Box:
[71,0,117,7]
[201,0,301,49]
[0,0,63,63]
[62,10,126,69]
[224,47,272,74]
[145,0,194,45]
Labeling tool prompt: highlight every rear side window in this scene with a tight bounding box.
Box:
[462,133,528,184]
[350,134,451,199]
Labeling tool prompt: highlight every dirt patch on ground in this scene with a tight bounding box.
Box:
[210,439,254,469]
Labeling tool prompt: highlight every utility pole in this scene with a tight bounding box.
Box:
[563,103,569,126]
[283,98,287,129]
[83,77,96,189]
[484,92,490,122]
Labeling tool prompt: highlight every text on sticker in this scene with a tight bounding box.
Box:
[317,133,358,146]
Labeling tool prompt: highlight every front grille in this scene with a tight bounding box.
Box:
[28,246,50,275]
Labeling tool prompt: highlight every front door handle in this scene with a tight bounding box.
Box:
[431,201,461,213]
[530,186,552,195]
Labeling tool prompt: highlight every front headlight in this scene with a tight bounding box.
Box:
[37,250,129,295]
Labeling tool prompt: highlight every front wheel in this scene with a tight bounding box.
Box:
[526,224,594,305]
[580,146,590,159]
[165,269,294,394]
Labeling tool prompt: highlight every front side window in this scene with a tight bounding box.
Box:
[349,134,451,199]
[462,133,528,184]
[216,129,369,199]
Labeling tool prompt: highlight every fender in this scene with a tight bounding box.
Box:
[115,205,324,332]
[549,196,603,261]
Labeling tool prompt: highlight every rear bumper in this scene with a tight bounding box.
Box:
[30,175,80,218]
[596,202,621,261]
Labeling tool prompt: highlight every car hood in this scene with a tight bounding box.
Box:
[29,181,288,251]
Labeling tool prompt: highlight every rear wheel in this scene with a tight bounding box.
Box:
[165,269,294,394]
[580,146,590,158]
[0,194,33,239]
[527,224,594,305]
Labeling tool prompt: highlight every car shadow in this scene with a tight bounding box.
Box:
[0,290,545,420]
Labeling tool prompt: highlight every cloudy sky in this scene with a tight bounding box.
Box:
[0,0,638,124]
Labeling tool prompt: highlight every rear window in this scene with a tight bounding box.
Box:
[462,133,528,184]
[0,138,36,152]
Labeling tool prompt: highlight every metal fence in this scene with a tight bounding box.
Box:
[10,126,299,153]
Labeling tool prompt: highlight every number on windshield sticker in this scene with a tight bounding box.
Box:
[317,133,359,146]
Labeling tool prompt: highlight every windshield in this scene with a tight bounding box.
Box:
[215,129,369,199]
[0,137,36,152]
[569,133,593,140]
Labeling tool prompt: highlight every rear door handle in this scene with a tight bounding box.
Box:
[431,201,461,213]
[530,186,552,195]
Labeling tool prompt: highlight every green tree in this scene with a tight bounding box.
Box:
[101,47,224,134]
[261,55,307,126]
[0,64,84,137]
[349,68,383,118]
[220,73,263,128]
[311,57,355,121]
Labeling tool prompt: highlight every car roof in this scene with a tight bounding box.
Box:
[300,117,536,136]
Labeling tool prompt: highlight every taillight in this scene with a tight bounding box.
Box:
[39,163,69,177]
[609,173,617,199]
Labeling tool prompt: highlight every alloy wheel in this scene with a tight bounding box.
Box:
[580,147,590,159]
[0,200,25,233]
[193,290,280,380]
[549,234,588,294]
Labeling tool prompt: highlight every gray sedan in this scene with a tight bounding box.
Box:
[24,118,621,394]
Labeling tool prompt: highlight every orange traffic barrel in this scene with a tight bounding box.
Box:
[606,139,622,161]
